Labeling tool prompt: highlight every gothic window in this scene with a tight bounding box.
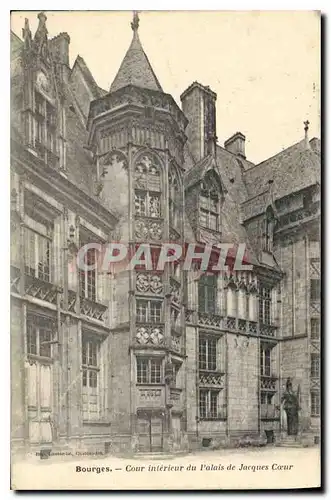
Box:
[199,390,219,419]
[24,224,51,282]
[79,243,97,302]
[310,279,320,302]
[199,390,208,418]
[34,91,56,154]
[259,286,272,325]
[311,392,320,416]
[134,155,161,218]
[137,358,148,383]
[198,274,217,314]
[311,318,320,339]
[199,336,217,371]
[261,393,274,405]
[260,345,272,376]
[199,172,221,231]
[27,315,53,358]
[82,334,101,420]
[310,353,320,378]
[26,313,54,438]
[169,166,181,230]
[150,359,162,384]
[136,299,162,323]
[136,358,162,384]
[82,338,99,388]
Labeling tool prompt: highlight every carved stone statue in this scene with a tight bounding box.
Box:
[281,378,300,436]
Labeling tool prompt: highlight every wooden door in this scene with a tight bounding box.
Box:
[151,416,163,451]
[137,416,150,452]
[26,361,53,445]
[137,415,164,452]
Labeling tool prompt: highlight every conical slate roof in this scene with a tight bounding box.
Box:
[110,15,163,93]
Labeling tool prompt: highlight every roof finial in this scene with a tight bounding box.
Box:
[131,11,139,33]
[34,11,48,41]
[304,120,310,149]
[304,120,310,134]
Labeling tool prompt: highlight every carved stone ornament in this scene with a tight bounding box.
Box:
[136,273,163,294]
[171,336,181,353]
[149,221,162,240]
[136,325,164,345]
[135,219,149,240]
[135,219,162,241]
[136,273,149,293]
[150,275,163,294]
[36,70,50,93]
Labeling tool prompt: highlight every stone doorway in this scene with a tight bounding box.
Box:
[136,409,165,452]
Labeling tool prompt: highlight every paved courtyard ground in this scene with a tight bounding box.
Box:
[11,446,320,490]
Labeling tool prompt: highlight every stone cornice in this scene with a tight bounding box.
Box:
[87,85,187,143]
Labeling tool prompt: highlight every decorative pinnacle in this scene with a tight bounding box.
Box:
[38,11,47,25]
[131,11,139,32]
[304,120,310,149]
[22,18,31,40]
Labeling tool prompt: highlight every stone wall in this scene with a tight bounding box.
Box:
[227,333,259,435]
[11,299,25,449]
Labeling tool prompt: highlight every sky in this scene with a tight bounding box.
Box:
[11,10,320,164]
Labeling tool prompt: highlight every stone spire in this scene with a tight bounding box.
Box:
[110,11,163,93]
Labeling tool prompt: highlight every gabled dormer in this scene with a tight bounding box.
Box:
[199,169,223,233]
[184,154,225,244]
[18,13,68,171]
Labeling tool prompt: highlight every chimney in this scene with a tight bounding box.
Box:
[224,132,246,159]
[50,33,71,81]
[180,82,217,163]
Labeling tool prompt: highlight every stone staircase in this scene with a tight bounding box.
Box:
[277,435,302,447]
[134,450,188,459]
[276,433,318,448]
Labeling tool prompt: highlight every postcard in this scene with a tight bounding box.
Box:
[10,10,321,490]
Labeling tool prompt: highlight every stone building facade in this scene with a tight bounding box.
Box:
[10,12,320,454]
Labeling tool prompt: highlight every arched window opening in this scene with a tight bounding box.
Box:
[198,274,217,314]
[34,90,57,164]
[199,172,221,231]
[134,155,161,218]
